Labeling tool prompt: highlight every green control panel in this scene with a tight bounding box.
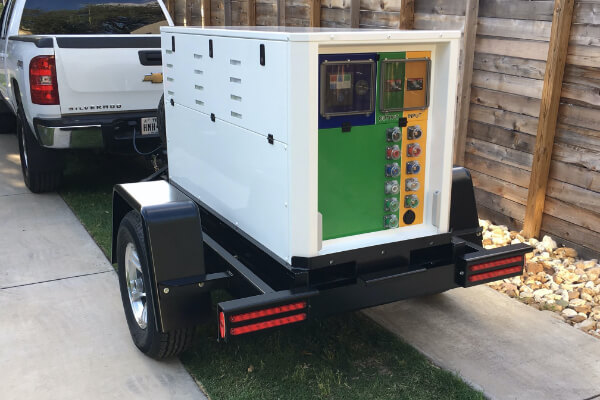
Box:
[318,51,431,240]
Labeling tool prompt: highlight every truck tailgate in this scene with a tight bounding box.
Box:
[54,36,163,115]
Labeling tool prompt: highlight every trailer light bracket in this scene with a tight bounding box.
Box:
[456,242,530,287]
[158,271,233,295]
[217,289,318,341]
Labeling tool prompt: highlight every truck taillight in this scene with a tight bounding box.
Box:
[30,56,59,105]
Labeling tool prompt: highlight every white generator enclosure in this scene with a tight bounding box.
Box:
[161,27,461,263]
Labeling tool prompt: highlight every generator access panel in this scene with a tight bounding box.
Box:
[162,27,460,262]
[318,51,431,240]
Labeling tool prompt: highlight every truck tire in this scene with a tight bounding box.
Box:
[16,109,63,193]
[0,100,16,134]
[117,211,195,359]
[0,114,16,134]
[157,94,167,149]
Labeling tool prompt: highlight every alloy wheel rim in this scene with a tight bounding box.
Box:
[125,242,147,329]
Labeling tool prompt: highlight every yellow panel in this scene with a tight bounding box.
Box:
[399,51,430,227]
[403,51,430,110]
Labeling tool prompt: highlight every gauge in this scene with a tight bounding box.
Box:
[355,79,369,96]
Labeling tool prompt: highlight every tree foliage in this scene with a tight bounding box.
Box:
[20,4,165,35]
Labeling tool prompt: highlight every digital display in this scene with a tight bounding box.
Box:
[320,60,375,118]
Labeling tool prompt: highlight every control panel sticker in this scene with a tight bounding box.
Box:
[407,78,423,91]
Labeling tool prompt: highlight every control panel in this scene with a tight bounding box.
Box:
[318,51,431,240]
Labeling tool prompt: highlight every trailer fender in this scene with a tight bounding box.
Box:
[112,180,211,332]
[450,167,482,246]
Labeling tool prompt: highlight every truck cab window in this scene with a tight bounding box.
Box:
[19,0,168,35]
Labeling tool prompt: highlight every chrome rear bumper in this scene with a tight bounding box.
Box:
[36,124,103,149]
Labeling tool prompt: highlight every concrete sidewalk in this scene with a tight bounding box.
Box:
[0,134,206,399]
[365,286,600,400]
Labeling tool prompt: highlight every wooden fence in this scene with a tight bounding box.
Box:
[166,0,414,28]
[164,0,600,258]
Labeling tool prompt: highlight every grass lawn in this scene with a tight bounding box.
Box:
[59,152,484,400]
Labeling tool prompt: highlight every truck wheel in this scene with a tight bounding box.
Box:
[117,211,195,359]
[157,94,167,149]
[16,109,63,193]
[0,113,16,134]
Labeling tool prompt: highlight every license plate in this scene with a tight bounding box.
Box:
[141,117,159,135]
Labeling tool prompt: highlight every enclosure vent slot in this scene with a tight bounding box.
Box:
[195,85,204,91]
[194,69,204,75]
[194,54,203,59]
[167,90,175,96]
[230,77,241,84]
[231,111,242,119]
[167,77,174,82]
[230,94,242,102]
[230,59,241,66]
[166,63,173,68]
[196,100,204,106]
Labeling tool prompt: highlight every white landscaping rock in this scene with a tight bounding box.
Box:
[542,235,557,252]
[575,319,596,332]
[479,220,600,340]
[562,308,577,318]
[533,289,553,302]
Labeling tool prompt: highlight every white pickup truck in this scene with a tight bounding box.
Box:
[0,0,172,192]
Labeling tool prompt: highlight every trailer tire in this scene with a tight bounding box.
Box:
[157,94,167,149]
[16,108,63,193]
[117,211,195,359]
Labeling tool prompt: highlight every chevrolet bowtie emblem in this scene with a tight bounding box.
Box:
[143,73,163,84]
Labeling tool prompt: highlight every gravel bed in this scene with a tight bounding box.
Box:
[480,220,600,339]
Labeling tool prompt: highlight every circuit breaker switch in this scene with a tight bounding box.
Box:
[384,214,399,229]
[407,125,423,140]
[386,127,401,142]
[386,145,401,160]
[384,197,400,212]
[385,180,400,195]
[385,163,400,178]
[405,178,420,191]
[407,143,422,157]
[405,194,419,209]
[406,161,421,175]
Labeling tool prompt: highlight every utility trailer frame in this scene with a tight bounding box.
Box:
[112,168,530,351]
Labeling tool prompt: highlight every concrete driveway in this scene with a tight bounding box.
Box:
[365,273,600,399]
[0,134,206,399]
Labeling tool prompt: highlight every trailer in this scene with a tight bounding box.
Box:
[111,26,530,359]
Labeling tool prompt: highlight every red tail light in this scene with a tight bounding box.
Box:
[219,311,226,339]
[30,56,59,105]
[469,256,523,272]
[468,266,522,283]
[221,300,309,339]
[229,301,306,323]
[230,313,307,336]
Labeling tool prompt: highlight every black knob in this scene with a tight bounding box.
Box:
[403,210,416,225]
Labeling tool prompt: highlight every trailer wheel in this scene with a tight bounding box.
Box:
[157,94,167,149]
[117,211,195,359]
[16,108,63,193]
